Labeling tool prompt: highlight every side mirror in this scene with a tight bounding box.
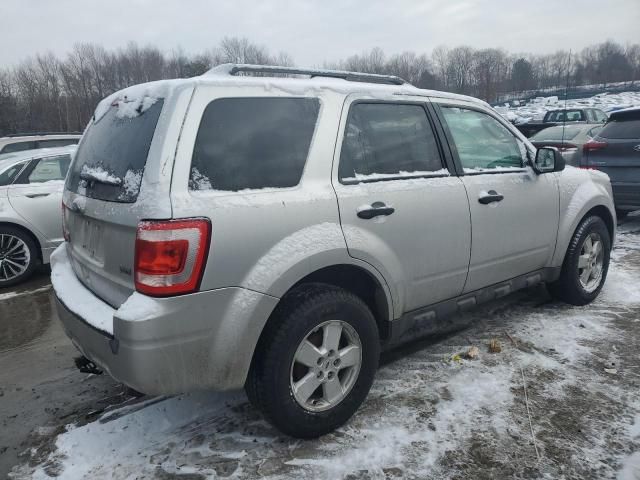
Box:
[533,147,565,174]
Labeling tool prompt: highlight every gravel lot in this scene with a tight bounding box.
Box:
[2,214,639,480]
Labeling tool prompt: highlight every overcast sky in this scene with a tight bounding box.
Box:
[2,0,638,67]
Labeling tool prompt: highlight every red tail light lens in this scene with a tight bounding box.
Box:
[583,140,608,153]
[62,202,71,242]
[134,218,211,297]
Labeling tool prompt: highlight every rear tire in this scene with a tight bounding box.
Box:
[0,226,39,288]
[547,216,610,306]
[246,284,380,438]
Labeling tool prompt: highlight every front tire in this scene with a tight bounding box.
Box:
[246,284,380,438]
[547,216,610,306]
[0,227,39,287]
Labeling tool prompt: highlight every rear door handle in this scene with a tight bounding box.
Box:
[357,201,395,219]
[478,190,504,205]
[25,193,50,199]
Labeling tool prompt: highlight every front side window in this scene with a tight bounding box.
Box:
[190,97,320,191]
[440,106,524,171]
[28,155,71,183]
[339,103,444,182]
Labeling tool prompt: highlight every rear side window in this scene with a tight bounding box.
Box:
[1,141,36,154]
[66,99,164,203]
[190,97,320,191]
[599,119,640,140]
[339,103,444,182]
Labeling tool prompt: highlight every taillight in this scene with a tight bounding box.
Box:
[134,218,211,297]
[583,140,608,153]
[62,202,70,242]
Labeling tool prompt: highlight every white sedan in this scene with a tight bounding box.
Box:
[0,146,76,286]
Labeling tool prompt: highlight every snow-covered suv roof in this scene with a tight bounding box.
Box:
[93,63,489,121]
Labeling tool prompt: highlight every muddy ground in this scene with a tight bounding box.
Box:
[1,215,639,479]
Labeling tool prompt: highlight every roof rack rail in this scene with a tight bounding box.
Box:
[4,132,82,138]
[207,63,409,86]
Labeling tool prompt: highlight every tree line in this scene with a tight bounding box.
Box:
[0,38,638,136]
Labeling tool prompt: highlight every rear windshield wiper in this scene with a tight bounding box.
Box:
[80,171,122,187]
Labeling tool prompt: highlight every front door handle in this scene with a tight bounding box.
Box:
[357,201,395,219]
[478,190,504,205]
[25,193,50,199]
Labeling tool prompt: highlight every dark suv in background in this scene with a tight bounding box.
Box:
[582,107,640,217]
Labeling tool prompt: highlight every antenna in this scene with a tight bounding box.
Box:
[561,50,572,145]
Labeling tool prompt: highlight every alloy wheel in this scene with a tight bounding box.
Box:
[577,232,604,293]
[290,320,362,412]
[0,234,31,282]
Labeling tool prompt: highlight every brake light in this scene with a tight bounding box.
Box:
[583,140,608,153]
[62,202,70,242]
[134,218,211,296]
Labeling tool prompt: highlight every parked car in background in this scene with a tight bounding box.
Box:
[0,133,81,154]
[0,146,76,286]
[52,65,615,439]
[530,124,603,166]
[582,107,640,217]
[516,107,607,137]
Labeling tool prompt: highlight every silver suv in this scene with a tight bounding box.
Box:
[52,65,616,438]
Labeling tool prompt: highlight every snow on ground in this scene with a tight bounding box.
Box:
[494,90,640,125]
[11,216,640,480]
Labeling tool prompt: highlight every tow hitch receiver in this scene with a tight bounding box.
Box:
[74,356,103,375]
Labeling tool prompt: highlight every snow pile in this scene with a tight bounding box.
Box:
[49,244,114,334]
[80,165,121,186]
[118,169,143,201]
[494,90,640,125]
[114,96,158,119]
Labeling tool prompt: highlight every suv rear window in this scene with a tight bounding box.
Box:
[190,97,320,191]
[598,119,640,140]
[66,99,164,202]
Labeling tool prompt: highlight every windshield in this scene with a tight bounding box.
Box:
[66,99,164,203]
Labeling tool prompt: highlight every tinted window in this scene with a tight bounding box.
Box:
[37,139,79,148]
[441,107,524,171]
[0,161,27,186]
[599,119,640,140]
[28,155,71,183]
[545,110,585,122]
[1,141,36,154]
[190,97,320,191]
[67,99,163,202]
[339,103,444,182]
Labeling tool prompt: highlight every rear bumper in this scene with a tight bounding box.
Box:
[611,182,640,210]
[52,246,279,395]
